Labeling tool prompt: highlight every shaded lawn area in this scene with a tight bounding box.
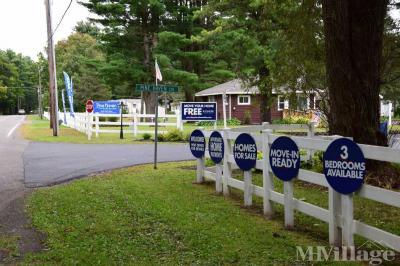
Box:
[24,161,361,265]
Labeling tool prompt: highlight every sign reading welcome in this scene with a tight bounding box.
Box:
[189,129,206,158]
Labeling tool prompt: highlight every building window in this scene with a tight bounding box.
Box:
[297,95,308,111]
[278,96,289,111]
[209,95,216,102]
[238,95,251,105]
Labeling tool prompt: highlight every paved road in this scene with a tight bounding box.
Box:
[0,115,27,212]
[0,115,192,205]
[24,142,192,187]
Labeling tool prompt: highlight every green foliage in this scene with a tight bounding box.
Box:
[165,128,184,142]
[196,118,241,127]
[142,133,152,140]
[243,110,252,125]
[272,115,311,125]
[157,133,166,142]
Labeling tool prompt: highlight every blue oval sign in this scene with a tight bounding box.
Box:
[233,133,257,171]
[269,136,300,181]
[323,138,366,194]
[208,131,224,164]
[189,130,205,158]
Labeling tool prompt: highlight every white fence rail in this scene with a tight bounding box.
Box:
[196,126,400,252]
[44,111,184,140]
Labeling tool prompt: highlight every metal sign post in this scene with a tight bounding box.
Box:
[120,101,124,139]
[154,93,159,169]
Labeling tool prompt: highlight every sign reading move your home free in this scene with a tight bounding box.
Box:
[181,102,217,121]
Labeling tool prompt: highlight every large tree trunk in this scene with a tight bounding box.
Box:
[322,0,388,145]
[258,66,273,123]
[142,31,157,115]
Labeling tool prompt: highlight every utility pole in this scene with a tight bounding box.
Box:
[38,66,43,119]
[45,0,59,136]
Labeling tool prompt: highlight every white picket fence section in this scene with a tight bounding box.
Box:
[44,111,184,140]
[196,125,400,252]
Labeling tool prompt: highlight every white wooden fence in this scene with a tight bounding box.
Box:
[45,111,184,140]
[196,125,400,252]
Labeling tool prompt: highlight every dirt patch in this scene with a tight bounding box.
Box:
[0,193,45,264]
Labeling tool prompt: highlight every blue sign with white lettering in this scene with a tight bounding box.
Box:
[181,102,217,121]
[323,138,366,194]
[233,133,257,171]
[269,136,300,181]
[208,131,224,164]
[189,130,206,158]
[93,101,121,114]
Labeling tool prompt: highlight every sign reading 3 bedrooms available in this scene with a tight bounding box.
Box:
[181,102,217,121]
[269,136,300,181]
[323,138,366,194]
[135,84,179,93]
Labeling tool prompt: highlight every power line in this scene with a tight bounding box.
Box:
[47,0,74,43]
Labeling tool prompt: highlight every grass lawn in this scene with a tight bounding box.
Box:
[19,162,334,264]
[21,115,220,144]
[19,161,399,265]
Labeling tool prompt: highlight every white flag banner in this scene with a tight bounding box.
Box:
[155,59,163,82]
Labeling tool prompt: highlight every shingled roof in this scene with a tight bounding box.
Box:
[195,79,259,97]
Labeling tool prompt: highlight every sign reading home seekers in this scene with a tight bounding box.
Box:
[208,131,224,164]
[269,136,300,181]
[323,138,366,194]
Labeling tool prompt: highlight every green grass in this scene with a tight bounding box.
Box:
[22,116,220,144]
[24,161,363,265]
[0,235,19,263]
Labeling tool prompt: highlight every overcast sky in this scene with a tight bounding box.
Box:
[0,0,91,60]
[0,1,399,62]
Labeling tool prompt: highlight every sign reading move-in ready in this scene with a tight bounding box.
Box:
[269,136,300,181]
[189,129,206,158]
[323,138,366,194]
[181,102,217,121]
[93,101,121,114]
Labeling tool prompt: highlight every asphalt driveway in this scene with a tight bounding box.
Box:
[23,142,192,187]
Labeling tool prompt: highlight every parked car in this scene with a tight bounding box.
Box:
[18,109,25,115]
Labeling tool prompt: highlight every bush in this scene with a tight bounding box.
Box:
[157,133,166,142]
[243,110,251,124]
[196,118,242,127]
[142,133,152,140]
[108,117,118,123]
[165,129,184,142]
[272,115,311,125]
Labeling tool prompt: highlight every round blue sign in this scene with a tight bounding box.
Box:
[189,130,205,158]
[208,131,224,164]
[323,138,366,194]
[269,136,300,181]
[233,133,257,171]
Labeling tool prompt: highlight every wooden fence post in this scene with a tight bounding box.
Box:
[88,113,93,141]
[329,188,342,246]
[284,181,294,229]
[262,129,274,217]
[342,194,354,247]
[215,163,223,193]
[307,122,316,161]
[133,112,138,136]
[222,129,232,196]
[95,115,99,138]
[244,170,252,206]
[196,157,205,183]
